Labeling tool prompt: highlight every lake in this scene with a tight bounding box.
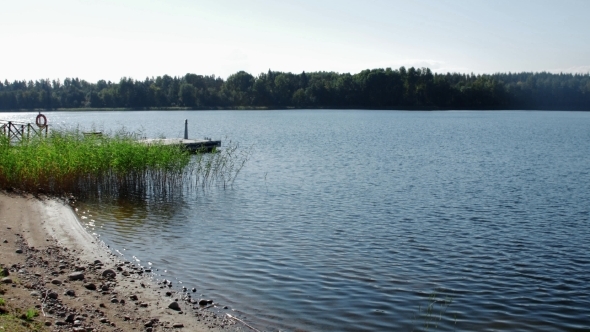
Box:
[2,110,590,331]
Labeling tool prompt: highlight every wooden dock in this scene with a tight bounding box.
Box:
[139,138,221,153]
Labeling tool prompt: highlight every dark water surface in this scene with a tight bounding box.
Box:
[3,110,590,331]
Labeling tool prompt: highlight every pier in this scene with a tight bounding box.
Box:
[139,119,221,153]
[0,119,48,143]
[139,138,221,153]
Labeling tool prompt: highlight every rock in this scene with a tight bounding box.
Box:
[168,302,181,311]
[65,290,76,296]
[66,313,76,323]
[1,277,12,284]
[101,284,110,291]
[110,298,119,303]
[15,249,23,254]
[94,260,102,265]
[129,294,138,301]
[84,283,97,290]
[1,267,9,276]
[166,291,172,296]
[55,320,67,326]
[192,288,196,292]
[102,269,116,279]
[2,239,7,243]
[30,291,41,297]
[51,279,62,285]
[173,323,185,328]
[68,272,85,281]
[47,292,58,299]
[144,321,154,328]
[139,302,148,307]
[198,299,212,306]
[100,318,109,323]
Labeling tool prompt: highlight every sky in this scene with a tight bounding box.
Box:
[1,0,589,83]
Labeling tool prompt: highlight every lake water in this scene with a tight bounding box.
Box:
[2,110,590,331]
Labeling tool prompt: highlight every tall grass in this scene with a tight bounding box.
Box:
[0,128,248,200]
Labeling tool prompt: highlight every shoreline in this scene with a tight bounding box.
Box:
[0,191,239,331]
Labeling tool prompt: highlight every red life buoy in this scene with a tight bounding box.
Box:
[36,113,47,127]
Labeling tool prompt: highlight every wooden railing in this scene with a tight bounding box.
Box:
[0,120,48,143]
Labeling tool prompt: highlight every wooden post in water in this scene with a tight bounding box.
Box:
[184,119,188,139]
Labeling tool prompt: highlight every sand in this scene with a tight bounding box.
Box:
[0,191,245,332]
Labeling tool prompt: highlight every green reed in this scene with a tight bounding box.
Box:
[412,291,455,332]
[0,128,248,200]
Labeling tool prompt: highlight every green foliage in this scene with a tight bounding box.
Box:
[1,69,589,110]
[0,298,5,306]
[0,128,249,200]
[25,308,38,321]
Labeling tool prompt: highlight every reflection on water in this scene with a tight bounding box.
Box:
[26,110,590,331]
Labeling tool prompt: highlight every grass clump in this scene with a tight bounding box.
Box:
[24,308,38,321]
[0,128,248,200]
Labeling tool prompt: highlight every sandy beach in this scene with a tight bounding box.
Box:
[0,191,242,332]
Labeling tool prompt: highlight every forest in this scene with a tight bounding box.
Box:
[1,67,589,111]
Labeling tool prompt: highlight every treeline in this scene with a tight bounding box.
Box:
[1,67,589,110]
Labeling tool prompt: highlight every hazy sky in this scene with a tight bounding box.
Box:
[1,0,589,82]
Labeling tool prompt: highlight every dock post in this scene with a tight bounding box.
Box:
[184,119,188,139]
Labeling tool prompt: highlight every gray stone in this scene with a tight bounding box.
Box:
[1,277,12,284]
[102,269,116,279]
[65,290,76,296]
[47,292,58,299]
[173,323,184,328]
[129,294,138,301]
[30,291,41,297]
[68,272,85,281]
[15,249,23,254]
[51,279,62,285]
[84,283,97,290]
[168,301,181,311]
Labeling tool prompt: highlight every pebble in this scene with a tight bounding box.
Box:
[1,277,12,284]
[173,323,185,328]
[168,301,181,311]
[51,279,62,285]
[48,292,59,299]
[30,291,41,297]
[130,294,138,301]
[15,249,23,254]
[84,283,97,290]
[2,239,7,243]
[102,269,116,279]
[68,272,85,281]
[65,289,76,296]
